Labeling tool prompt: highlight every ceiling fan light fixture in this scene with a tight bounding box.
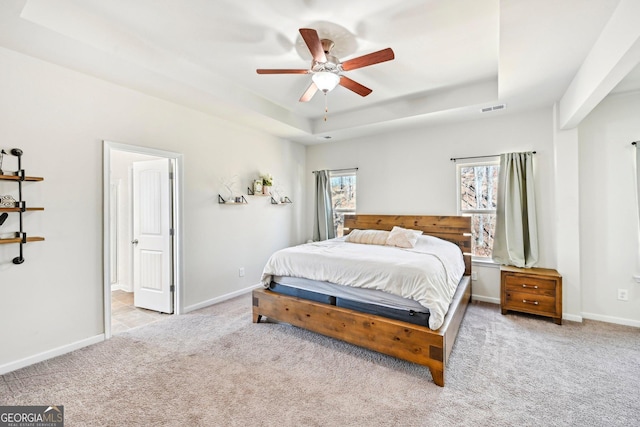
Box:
[312,72,340,92]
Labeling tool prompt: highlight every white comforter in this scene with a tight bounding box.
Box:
[261,235,465,330]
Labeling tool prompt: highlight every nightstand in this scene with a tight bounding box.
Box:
[500,266,562,325]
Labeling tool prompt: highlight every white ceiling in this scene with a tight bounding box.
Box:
[0,0,635,144]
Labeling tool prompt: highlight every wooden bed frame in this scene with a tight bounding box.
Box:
[252,214,472,386]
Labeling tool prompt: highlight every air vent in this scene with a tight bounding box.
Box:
[481,104,506,113]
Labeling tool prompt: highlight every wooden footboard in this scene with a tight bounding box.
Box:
[252,275,471,386]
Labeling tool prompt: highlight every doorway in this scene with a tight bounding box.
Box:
[103,141,183,338]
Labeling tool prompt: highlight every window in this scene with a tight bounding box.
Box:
[330,170,357,237]
[457,161,499,258]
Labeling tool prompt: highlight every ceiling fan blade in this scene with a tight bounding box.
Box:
[256,69,309,74]
[299,28,327,63]
[299,82,318,102]
[341,48,395,71]
[339,76,373,97]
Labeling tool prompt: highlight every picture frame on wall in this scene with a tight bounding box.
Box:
[253,179,263,194]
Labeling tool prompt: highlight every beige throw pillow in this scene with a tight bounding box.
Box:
[385,226,423,248]
[345,229,390,245]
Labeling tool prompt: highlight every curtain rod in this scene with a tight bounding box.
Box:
[311,167,358,174]
[450,151,536,162]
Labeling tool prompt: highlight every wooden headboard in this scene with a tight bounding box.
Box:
[343,214,472,276]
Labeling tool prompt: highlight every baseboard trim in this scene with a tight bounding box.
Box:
[472,295,500,304]
[183,284,262,313]
[562,313,583,323]
[470,296,585,324]
[110,283,132,292]
[582,312,640,328]
[0,334,105,375]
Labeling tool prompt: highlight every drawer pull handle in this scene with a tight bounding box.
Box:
[522,284,538,289]
[523,299,539,305]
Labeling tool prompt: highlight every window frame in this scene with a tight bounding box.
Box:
[456,159,499,261]
[329,169,357,238]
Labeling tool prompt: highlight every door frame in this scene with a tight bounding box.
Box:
[102,141,184,339]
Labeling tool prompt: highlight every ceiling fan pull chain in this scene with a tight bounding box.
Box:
[324,92,328,122]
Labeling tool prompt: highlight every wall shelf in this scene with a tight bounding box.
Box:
[247,187,270,196]
[0,149,44,263]
[0,235,45,245]
[271,196,292,204]
[0,206,44,213]
[218,194,248,204]
[0,174,43,182]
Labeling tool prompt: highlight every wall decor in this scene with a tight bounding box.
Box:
[253,179,263,195]
[261,173,273,195]
[219,175,240,202]
[0,195,16,208]
[0,148,45,264]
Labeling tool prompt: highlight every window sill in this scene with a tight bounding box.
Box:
[472,258,501,269]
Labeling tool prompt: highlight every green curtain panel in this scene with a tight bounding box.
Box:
[313,170,335,241]
[492,152,539,267]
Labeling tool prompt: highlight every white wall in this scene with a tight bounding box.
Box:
[0,47,305,370]
[306,108,557,303]
[553,111,582,321]
[578,90,640,326]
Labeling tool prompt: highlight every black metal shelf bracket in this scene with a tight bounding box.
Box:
[271,196,292,204]
[14,149,24,264]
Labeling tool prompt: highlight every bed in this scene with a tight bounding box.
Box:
[252,214,472,386]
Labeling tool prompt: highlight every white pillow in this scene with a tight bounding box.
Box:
[345,229,390,245]
[385,226,423,248]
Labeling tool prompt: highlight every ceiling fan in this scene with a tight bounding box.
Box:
[256,28,395,102]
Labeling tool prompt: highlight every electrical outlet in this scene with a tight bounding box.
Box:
[471,271,478,281]
[617,289,628,301]
[239,267,245,277]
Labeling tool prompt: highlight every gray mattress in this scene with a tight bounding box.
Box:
[272,276,430,313]
[269,275,435,326]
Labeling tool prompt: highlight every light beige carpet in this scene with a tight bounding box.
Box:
[1,293,639,426]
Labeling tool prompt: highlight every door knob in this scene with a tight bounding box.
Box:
[131,239,139,245]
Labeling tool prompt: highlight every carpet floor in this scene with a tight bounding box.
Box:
[1,293,639,426]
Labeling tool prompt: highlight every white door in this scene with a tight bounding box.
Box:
[132,158,173,314]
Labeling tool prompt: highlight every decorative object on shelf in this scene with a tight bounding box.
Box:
[261,173,273,195]
[0,195,16,208]
[0,212,7,227]
[253,179,263,195]
[218,194,247,204]
[219,175,241,202]
[270,184,289,203]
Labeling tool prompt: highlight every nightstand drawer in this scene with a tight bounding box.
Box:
[504,290,556,315]
[503,274,557,297]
